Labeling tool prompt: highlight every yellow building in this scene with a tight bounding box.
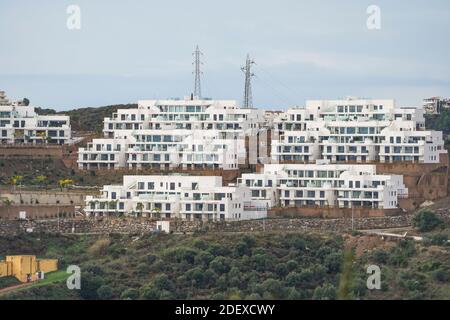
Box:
[0,255,58,283]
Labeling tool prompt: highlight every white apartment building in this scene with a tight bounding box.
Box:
[0,91,71,145]
[78,96,266,170]
[84,175,267,221]
[239,161,408,210]
[272,97,446,164]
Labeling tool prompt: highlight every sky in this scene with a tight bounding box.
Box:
[0,0,449,110]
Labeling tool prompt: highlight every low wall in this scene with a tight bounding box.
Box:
[1,212,449,237]
[267,206,402,218]
[0,145,63,158]
[0,205,75,220]
[0,218,156,236]
[0,190,97,206]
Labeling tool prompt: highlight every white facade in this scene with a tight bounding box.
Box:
[239,161,408,210]
[84,175,267,221]
[0,91,71,145]
[272,97,446,164]
[78,97,265,170]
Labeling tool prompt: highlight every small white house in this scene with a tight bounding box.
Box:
[156,221,170,233]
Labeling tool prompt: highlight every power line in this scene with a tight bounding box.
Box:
[254,64,301,106]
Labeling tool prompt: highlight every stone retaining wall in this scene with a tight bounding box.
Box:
[1,211,449,237]
[0,218,156,236]
[0,205,75,220]
[0,145,63,158]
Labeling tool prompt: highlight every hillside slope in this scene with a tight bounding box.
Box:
[0,228,448,300]
[36,104,137,132]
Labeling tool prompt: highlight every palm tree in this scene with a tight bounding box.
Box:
[58,179,74,191]
[109,199,119,217]
[37,131,47,144]
[135,202,144,218]
[88,200,98,217]
[10,175,23,191]
[34,175,48,188]
[151,207,161,219]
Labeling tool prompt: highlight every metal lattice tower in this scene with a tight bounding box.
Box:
[193,45,203,98]
[241,54,255,108]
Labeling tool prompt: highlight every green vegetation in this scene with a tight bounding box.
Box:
[0,158,123,188]
[425,109,450,151]
[425,108,450,135]
[0,228,448,300]
[35,104,137,132]
[412,209,444,232]
[0,277,21,290]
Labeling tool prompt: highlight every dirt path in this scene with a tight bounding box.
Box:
[0,282,33,296]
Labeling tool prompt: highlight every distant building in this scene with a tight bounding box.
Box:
[272,98,446,164]
[0,255,58,283]
[84,175,267,221]
[156,220,170,233]
[423,97,450,114]
[0,91,72,145]
[78,96,268,170]
[239,161,408,210]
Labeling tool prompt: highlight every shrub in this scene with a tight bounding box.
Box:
[412,209,443,232]
[140,285,161,300]
[312,283,337,300]
[194,251,214,266]
[152,274,175,291]
[252,253,274,272]
[97,285,114,300]
[242,235,256,247]
[192,238,208,250]
[79,273,103,300]
[432,268,449,282]
[164,247,198,264]
[350,278,367,298]
[286,260,298,272]
[324,252,342,273]
[136,262,151,276]
[210,256,231,274]
[275,263,288,277]
[207,243,230,257]
[185,267,206,287]
[261,278,285,299]
[285,272,302,287]
[290,237,307,251]
[430,233,448,246]
[234,241,251,257]
[372,249,389,264]
[120,288,139,300]
[286,287,303,300]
